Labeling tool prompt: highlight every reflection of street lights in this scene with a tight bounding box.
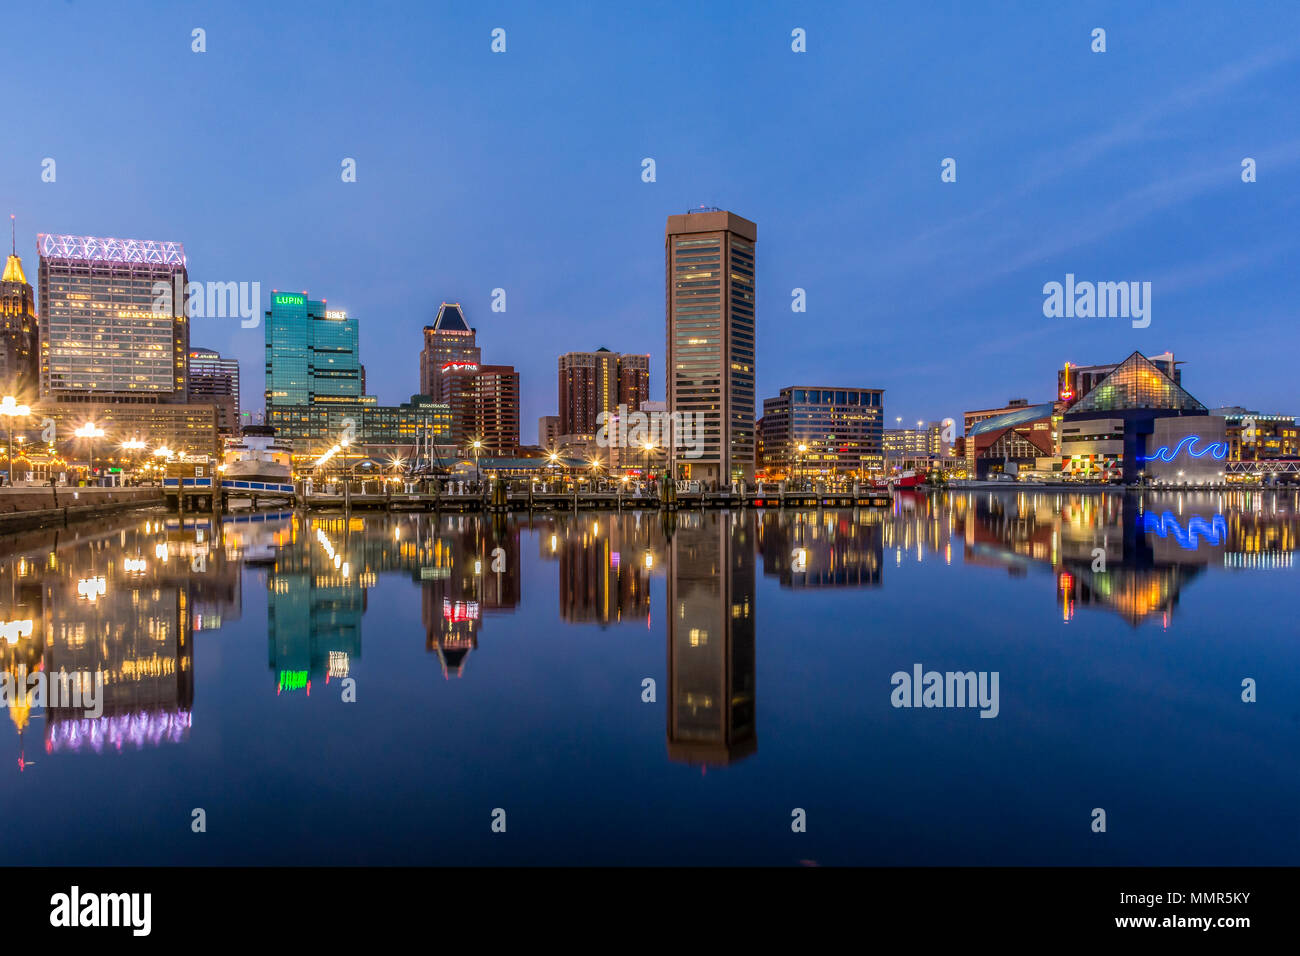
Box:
[74,423,105,482]
[0,396,31,484]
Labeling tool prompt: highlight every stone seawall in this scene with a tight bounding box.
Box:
[0,486,164,533]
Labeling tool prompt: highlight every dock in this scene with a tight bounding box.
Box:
[161,477,893,513]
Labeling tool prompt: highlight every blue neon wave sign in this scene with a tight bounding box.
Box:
[1141,511,1226,550]
[1140,436,1228,463]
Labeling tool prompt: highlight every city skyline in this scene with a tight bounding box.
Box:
[5,3,1298,441]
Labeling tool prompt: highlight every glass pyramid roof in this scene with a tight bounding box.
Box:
[1069,351,1206,414]
[433,302,469,332]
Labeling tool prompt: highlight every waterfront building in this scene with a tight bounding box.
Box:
[264,291,366,408]
[665,208,756,484]
[1059,351,1218,483]
[266,393,451,461]
[883,422,947,463]
[33,399,219,462]
[440,363,520,455]
[558,349,651,439]
[0,223,38,400]
[187,347,240,436]
[617,353,650,414]
[1211,407,1299,461]
[419,302,480,400]
[558,348,618,437]
[37,233,190,402]
[1057,352,1183,409]
[758,386,884,478]
[966,403,1056,478]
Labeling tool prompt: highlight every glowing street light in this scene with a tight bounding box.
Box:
[471,439,483,483]
[0,396,31,485]
[74,422,105,481]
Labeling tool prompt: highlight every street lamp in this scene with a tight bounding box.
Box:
[471,439,483,484]
[797,442,808,488]
[121,438,146,483]
[74,422,105,483]
[642,439,655,479]
[0,396,31,485]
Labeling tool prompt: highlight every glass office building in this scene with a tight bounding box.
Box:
[758,386,885,477]
[264,292,365,408]
[37,233,189,401]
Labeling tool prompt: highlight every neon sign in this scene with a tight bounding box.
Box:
[273,293,305,307]
[1140,436,1228,463]
[1141,511,1226,550]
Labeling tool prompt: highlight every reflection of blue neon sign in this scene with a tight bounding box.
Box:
[1140,436,1228,462]
[1141,511,1226,549]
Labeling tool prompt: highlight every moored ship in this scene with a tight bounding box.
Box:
[223,426,293,484]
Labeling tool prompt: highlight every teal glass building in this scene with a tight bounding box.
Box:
[264,291,366,408]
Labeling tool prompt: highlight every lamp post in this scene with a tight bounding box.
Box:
[0,396,31,486]
[74,423,105,484]
[797,442,808,489]
[471,439,482,485]
[642,439,655,482]
[547,450,560,490]
[120,438,146,485]
[152,445,174,487]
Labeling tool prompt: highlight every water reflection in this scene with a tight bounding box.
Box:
[0,488,1297,776]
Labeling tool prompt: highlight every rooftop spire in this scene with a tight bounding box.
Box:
[1,216,25,285]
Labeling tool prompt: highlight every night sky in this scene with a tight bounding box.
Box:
[5,1,1297,440]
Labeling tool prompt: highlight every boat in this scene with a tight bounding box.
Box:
[876,469,926,490]
[223,426,293,485]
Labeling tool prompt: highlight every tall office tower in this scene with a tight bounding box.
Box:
[188,347,241,435]
[37,233,189,401]
[666,511,757,766]
[617,352,650,412]
[419,302,480,397]
[264,291,368,410]
[558,348,618,435]
[440,363,520,455]
[665,208,756,484]
[0,221,37,399]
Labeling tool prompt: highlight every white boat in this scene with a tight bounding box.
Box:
[223,426,293,484]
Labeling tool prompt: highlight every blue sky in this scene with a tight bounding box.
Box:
[4,0,1297,440]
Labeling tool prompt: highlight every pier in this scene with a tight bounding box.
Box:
[163,476,894,513]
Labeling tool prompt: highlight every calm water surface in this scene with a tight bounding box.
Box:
[0,490,1296,865]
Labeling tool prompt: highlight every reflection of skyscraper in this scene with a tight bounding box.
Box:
[267,517,365,692]
[42,554,195,752]
[417,514,521,677]
[553,514,652,626]
[758,510,883,588]
[666,511,756,766]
